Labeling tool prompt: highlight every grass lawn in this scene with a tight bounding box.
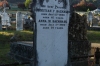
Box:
[0,43,16,64]
[0,30,33,64]
[0,30,33,41]
[87,30,100,43]
[0,30,100,64]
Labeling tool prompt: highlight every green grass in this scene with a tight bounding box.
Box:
[0,43,16,64]
[0,43,25,66]
[0,30,33,64]
[0,30,33,41]
[1,30,100,64]
[0,42,16,64]
[87,30,100,43]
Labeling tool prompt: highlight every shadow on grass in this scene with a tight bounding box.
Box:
[0,30,33,64]
[0,43,16,64]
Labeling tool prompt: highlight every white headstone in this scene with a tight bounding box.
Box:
[35,0,70,66]
[0,17,2,30]
[87,12,93,22]
[87,12,93,27]
[22,13,29,24]
[1,12,11,26]
[16,12,23,30]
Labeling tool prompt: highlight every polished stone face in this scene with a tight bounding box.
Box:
[35,0,70,66]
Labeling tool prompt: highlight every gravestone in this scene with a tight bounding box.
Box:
[16,11,23,31]
[1,12,11,26]
[22,13,33,30]
[22,14,27,24]
[24,13,29,19]
[32,0,70,66]
[87,12,93,27]
[0,17,2,30]
[0,0,11,30]
[92,18,99,26]
[68,12,91,66]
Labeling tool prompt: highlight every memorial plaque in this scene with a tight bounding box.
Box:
[35,0,70,66]
[16,12,23,30]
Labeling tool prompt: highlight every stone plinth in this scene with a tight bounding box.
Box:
[9,41,33,62]
[68,40,91,66]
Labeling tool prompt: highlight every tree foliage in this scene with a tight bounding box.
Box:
[18,3,26,10]
[24,0,32,8]
[0,0,10,9]
[73,0,96,11]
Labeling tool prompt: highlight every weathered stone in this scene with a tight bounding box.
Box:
[68,12,91,66]
[9,42,33,62]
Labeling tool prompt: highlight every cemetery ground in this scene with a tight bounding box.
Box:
[0,30,99,64]
[87,30,100,43]
[7,10,30,14]
[0,30,33,64]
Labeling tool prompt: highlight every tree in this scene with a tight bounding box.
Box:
[18,3,26,10]
[0,0,10,9]
[24,0,32,8]
[73,0,96,11]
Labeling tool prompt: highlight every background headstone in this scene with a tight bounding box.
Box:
[1,11,11,26]
[0,17,2,30]
[16,11,23,31]
[92,18,99,26]
[0,0,11,30]
[87,12,93,27]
